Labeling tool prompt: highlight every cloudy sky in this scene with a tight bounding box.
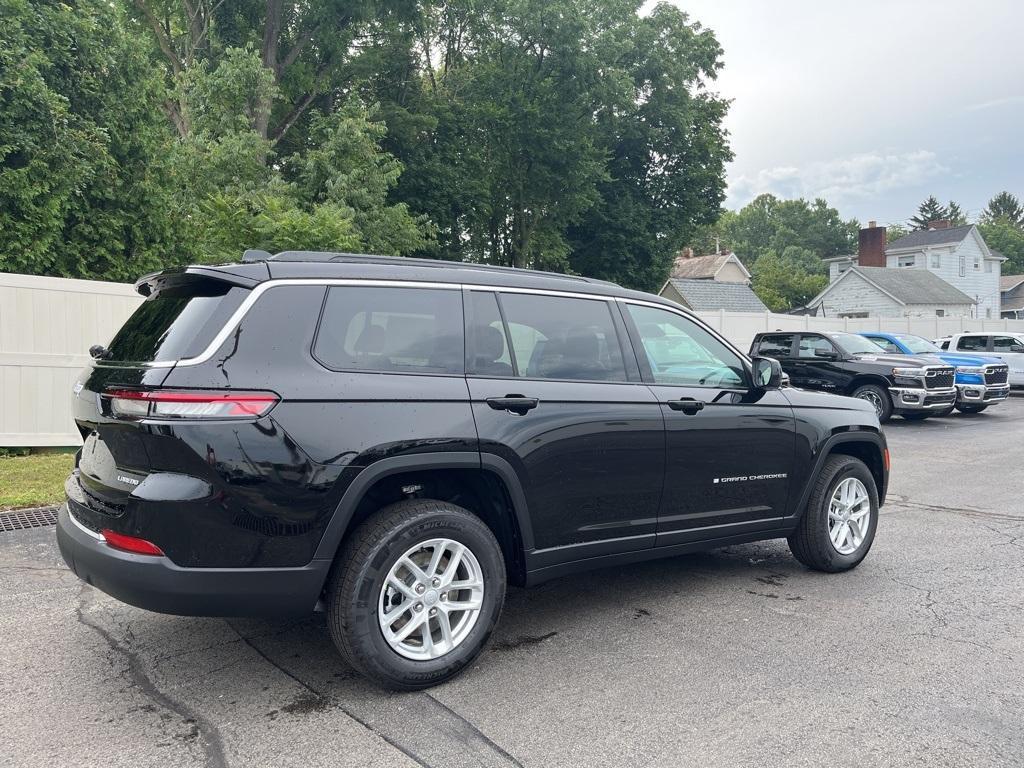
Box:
[665,0,1023,226]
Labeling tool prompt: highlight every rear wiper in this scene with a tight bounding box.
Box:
[89,344,112,360]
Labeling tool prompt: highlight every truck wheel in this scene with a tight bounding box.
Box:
[955,404,988,414]
[788,455,879,573]
[326,499,506,690]
[851,384,892,423]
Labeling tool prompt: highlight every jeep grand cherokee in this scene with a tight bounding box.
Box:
[58,251,889,689]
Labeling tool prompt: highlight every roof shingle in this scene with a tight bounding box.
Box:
[846,267,973,305]
[664,279,768,312]
[886,225,974,251]
[669,254,730,280]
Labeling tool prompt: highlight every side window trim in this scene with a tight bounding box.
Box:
[492,291,520,377]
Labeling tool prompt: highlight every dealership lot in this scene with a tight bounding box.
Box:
[2,397,1023,767]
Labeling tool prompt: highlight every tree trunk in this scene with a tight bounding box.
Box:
[255,0,283,140]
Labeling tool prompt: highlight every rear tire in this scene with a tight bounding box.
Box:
[851,384,892,423]
[788,455,879,573]
[955,404,988,414]
[326,498,506,690]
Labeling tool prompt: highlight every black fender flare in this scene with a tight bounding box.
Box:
[846,375,892,397]
[792,431,888,519]
[311,451,535,562]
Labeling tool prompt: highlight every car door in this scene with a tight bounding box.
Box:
[622,302,795,546]
[464,289,665,568]
[793,334,849,393]
[991,334,1024,385]
[752,333,800,383]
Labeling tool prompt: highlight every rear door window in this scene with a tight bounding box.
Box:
[496,293,627,382]
[798,335,838,359]
[314,286,464,374]
[103,281,249,363]
[754,334,795,358]
[956,335,988,352]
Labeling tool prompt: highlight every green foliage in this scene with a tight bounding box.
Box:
[691,194,857,265]
[946,200,968,227]
[909,195,950,230]
[978,219,1024,274]
[981,191,1023,227]
[0,0,178,280]
[750,246,828,312]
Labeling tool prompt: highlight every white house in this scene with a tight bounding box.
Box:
[823,221,1004,318]
[807,266,974,319]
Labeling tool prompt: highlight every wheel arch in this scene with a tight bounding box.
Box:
[794,432,888,520]
[845,374,892,397]
[313,453,534,586]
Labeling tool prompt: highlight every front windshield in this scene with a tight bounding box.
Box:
[827,332,886,356]
[892,334,942,354]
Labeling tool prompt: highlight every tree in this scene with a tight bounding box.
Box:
[0,0,179,280]
[909,195,949,230]
[981,191,1023,228]
[689,194,857,266]
[750,246,828,312]
[946,200,968,226]
[168,47,427,262]
[978,219,1024,274]
[360,0,731,286]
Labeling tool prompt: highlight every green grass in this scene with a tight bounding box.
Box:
[0,453,74,511]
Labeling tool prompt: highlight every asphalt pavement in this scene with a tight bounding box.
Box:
[2,396,1023,767]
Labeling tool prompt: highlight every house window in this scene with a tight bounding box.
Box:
[959,255,966,277]
[899,256,916,268]
[986,308,992,319]
[839,311,869,318]
[985,260,993,273]
[935,309,945,317]
[974,256,981,271]
[930,254,941,269]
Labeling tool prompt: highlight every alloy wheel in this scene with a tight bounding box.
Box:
[827,477,870,555]
[378,538,484,661]
[855,390,884,418]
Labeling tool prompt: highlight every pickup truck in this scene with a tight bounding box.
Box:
[860,332,1009,414]
[934,332,1024,388]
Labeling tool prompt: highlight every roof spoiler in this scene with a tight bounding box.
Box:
[134,266,264,296]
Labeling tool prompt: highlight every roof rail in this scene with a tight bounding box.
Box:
[257,250,617,286]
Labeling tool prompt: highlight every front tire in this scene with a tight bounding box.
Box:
[326,499,506,690]
[788,455,879,573]
[851,383,892,423]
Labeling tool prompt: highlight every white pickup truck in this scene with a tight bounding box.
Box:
[934,332,1024,387]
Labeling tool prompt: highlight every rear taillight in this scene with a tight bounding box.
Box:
[101,529,164,556]
[106,390,279,419]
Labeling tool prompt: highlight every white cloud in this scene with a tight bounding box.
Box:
[726,150,950,210]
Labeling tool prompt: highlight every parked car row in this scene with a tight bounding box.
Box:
[749,330,1020,423]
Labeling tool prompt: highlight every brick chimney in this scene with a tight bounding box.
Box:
[927,219,951,230]
[858,220,887,267]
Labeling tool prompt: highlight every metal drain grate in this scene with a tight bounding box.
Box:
[0,507,59,533]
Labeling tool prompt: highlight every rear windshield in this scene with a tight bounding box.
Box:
[103,282,248,363]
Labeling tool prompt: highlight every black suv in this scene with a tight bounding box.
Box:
[751,331,957,422]
[58,253,888,689]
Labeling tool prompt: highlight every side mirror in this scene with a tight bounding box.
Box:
[814,349,838,360]
[751,356,783,390]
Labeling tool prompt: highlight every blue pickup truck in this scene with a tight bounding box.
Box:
[860,332,1010,414]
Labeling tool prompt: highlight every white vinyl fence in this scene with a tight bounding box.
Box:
[0,273,142,446]
[691,309,1024,350]
[2,271,1024,447]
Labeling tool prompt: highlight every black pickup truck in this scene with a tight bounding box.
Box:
[751,331,956,422]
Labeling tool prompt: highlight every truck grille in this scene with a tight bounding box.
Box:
[985,366,1009,385]
[924,367,955,389]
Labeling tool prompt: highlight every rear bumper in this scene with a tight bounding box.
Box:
[955,382,1010,405]
[56,504,330,617]
[888,386,957,411]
